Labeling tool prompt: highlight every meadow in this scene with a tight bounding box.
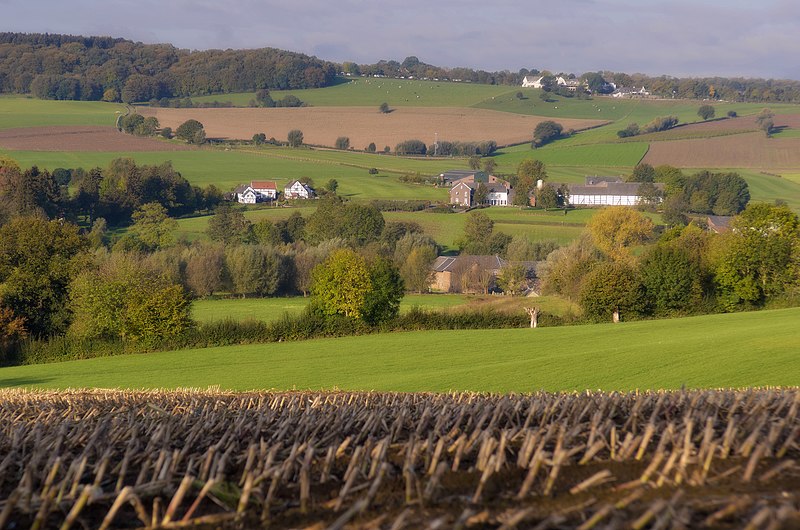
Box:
[1,308,797,392]
[0,95,123,129]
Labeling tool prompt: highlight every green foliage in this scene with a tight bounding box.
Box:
[366,142,377,153]
[628,163,655,183]
[587,207,654,261]
[497,264,529,295]
[176,119,204,143]
[755,108,775,136]
[697,104,715,120]
[616,123,640,138]
[640,245,703,315]
[207,203,252,245]
[459,211,494,254]
[184,244,227,296]
[0,217,87,336]
[225,245,284,297]
[535,183,560,209]
[69,252,192,344]
[304,198,385,245]
[311,249,372,318]
[361,258,404,325]
[131,202,177,251]
[580,261,646,322]
[334,137,350,150]
[539,235,603,300]
[400,245,437,293]
[643,115,678,133]
[712,204,800,310]
[287,129,304,147]
[532,120,563,147]
[252,133,267,145]
[395,139,427,156]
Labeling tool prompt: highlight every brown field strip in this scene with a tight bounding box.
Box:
[139,106,607,148]
[643,131,800,168]
[0,126,193,152]
[0,388,797,528]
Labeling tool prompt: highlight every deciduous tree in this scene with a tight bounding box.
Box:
[311,249,372,318]
[587,207,654,261]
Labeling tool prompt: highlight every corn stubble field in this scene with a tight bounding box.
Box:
[0,389,798,529]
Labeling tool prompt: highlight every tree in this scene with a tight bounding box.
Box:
[395,139,427,155]
[366,142,377,153]
[361,258,404,325]
[640,245,703,315]
[712,204,800,309]
[325,179,339,194]
[538,234,603,300]
[482,158,497,174]
[175,119,204,143]
[379,102,390,114]
[0,217,87,336]
[755,108,775,137]
[161,127,172,139]
[207,203,252,244]
[400,245,437,293]
[468,156,481,170]
[226,245,283,297]
[252,133,267,145]
[131,202,177,251]
[474,182,489,205]
[587,207,654,261]
[697,104,715,121]
[580,261,646,322]
[184,244,227,297]
[69,252,191,343]
[287,129,304,147]
[255,89,275,107]
[616,123,640,138]
[628,163,656,183]
[458,211,495,253]
[535,183,560,209]
[532,121,563,147]
[335,136,350,150]
[514,159,547,206]
[311,249,372,318]
[497,264,529,295]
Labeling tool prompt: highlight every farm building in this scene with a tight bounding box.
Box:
[232,184,258,204]
[567,177,664,207]
[449,180,512,207]
[284,180,315,199]
[521,76,544,88]
[251,181,278,200]
[439,170,488,187]
[431,255,541,293]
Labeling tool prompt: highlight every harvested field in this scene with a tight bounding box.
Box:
[1,388,798,529]
[0,126,193,152]
[139,106,607,149]
[643,131,800,169]
[632,114,800,142]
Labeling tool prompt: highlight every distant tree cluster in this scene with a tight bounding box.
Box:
[0,32,336,102]
[427,140,497,157]
[617,116,679,138]
[395,139,427,156]
[531,121,564,147]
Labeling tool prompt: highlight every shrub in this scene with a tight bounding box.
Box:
[395,139,427,156]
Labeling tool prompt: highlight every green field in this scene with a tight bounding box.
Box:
[0,96,123,129]
[192,294,471,322]
[1,308,797,392]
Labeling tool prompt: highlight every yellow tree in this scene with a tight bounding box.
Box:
[311,249,371,318]
[587,207,654,261]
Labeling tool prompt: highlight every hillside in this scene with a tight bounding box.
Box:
[1,308,797,392]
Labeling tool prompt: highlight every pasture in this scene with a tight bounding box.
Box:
[0,307,797,392]
[0,96,122,129]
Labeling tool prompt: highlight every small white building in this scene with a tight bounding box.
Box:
[284,180,315,199]
[233,185,258,204]
[486,182,511,206]
[521,76,544,88]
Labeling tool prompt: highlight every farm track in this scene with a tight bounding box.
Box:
[0,388,798,528]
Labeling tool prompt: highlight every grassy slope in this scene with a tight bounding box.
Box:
[0,96,124,129]
[1,308,797,392]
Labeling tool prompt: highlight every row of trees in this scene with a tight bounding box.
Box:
[0,33,336,102]
[540,204,800,321]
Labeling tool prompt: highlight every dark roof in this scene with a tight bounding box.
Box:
[585,176,624,185]
[233,184,251,194]
[486,182,509,193]
[439,170,487,182]
[432,255,506,273]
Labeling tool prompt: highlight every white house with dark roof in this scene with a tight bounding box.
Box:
[284,180,315,199]
[233,184,258,204]
[521,76,545,88]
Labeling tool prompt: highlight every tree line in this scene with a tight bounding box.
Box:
[0,32,336,102]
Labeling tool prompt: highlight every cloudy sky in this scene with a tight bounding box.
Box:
[3,0,799,79]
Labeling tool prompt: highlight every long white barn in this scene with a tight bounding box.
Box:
[567,178,663,207]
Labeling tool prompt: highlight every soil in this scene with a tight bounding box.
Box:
[0,125,193,152]
[138,106,608,148]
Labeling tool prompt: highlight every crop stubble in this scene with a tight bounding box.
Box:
[0,388,797,528]
[0,126,193,152]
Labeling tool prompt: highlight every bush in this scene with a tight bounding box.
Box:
[532,121,563,147]
[176,119,204,143]
[395,139,427,155]
[335,136,350,150]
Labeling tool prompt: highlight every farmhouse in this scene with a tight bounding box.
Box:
[284,180,315,199]
[521,76,544,88]
[251,181,278,200]
[449,179,512,207]
[567,177,664,207]
[431,255,506,293]
[612,86,651,98]
[233,184,258,204]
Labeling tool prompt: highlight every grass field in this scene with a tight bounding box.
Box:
[1,308,797,392]
[0,96,123,129]
[192,294,472,322]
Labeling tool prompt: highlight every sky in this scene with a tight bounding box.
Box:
[3,0,800,79]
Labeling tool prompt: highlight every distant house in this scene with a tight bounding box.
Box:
[449,180,512,207]
[707,215,733,233]
[439,170,488,187]
[431,255,506,293]
[233,184,258,204]
[612,86,651,98]
[251,181,278,200]
[521,76,544,88]
[567,176,664,207]
[284,180,315,199]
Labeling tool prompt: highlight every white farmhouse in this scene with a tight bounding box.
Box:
[284,180,315,199]
[233,184,258,204]
[251,180,278,200]
[521,76,544,88]
[567,177,664,206]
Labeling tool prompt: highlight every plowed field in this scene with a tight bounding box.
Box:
[643,131,800,168]
[139,106,607,148]
[0,126,192,152]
